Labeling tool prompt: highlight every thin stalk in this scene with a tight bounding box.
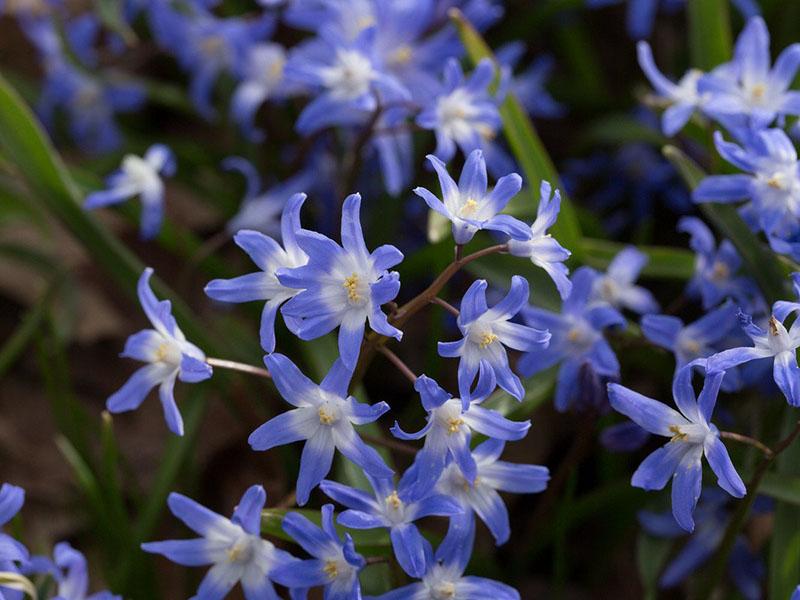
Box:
[377,346,418,384]
[430,296,460,317]
[361,433,417,457]
[206,357,271,379]
[720,431,774,458]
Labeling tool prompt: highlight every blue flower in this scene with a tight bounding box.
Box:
[435,438,549,545]
[222,157,315,237]
[84,145,176,240]
[708,287,800,406]
[641,301,743,391]
[231,42,301,141]
[678,216,764,313]
[367,513,520,600]
[608,361,746,532]
[439,276,550,401]
[142,485,297,599]
[205,193,309,353]
[693,129,800,259]
[591,246,659,315]
[699,16,800,130]
[638,489,764,599]
[413,149,529,245]
[507,181,573,299]
[320,471,462,577]
[26,542,120,600]
[637,41,707,135]
[0,483,28,590]
[106,268,212,436]
[159,6,274,119]
[249,353,392,505]
[277,193,403,369]
[272,504,365,600]
[519,267,626,411]
[496,43,564,118]
[416,58,502,168]
[392,375,530,497]
[285,26,409,135]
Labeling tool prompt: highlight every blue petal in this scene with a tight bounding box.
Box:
[159,372,183,436]
[631,442,687,491]
[671,453,703,532]
[106,364,168,413]
[140,539,215,566]
[607,383,685,436]
[232,485,267,535]
[458,149,488,203]
[204,272,272,303]
[296,429,335,505]
[774,350,800,406]
[281,512,331,558]
[641,314,682,351]
[415,375,451,411]
[333,426,393,478]
[264,353,317,407]
[704,436,746,498]
[338,316,365,370]
[390,524,427,577]
[0,484,24,527]
[464,405,530,441]
[319,480,376,513]
[340,194,369,260]
[248,408,318,451]
[459,280,489,324]
[659,535,715,588]
[271,558,328,588]
[320,358,354,399]
[479,461,549,494]
[179,355,212,384]
[167,493,227,537]
[692,175,752,203]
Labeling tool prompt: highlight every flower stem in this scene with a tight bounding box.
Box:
[698,419,800,599]
[377,345,417,384]
[361,433,417,456]
[430,296,460,317]
[719,431,774,458]
[205,357,271,379]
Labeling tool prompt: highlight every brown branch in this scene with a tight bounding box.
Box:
[377,346,418,384]
[430,296,460,317]
[720,431,774,458]
[361,433,418,457]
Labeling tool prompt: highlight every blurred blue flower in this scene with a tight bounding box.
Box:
[106,268,212,436]
[142,486,297,598]
[84,145,175,239]
[205,193,309,353]
[519,267,626,411]
[321,471,462,577]
[435,438,549,545]
[699,16,800,130]
[694,129,800,261]
[0,483,28,597]
[414,149,529,245]
[591,246,660,315]
[439,276,550,401]
[249,354,392,505]
[27,542,120,600]
[392,374,530,496]
[507,181,573,299]
[416,58,503,171]
[642,301,743,391]
[277,193,403,369]
[497,42,564,118]
[639,488,764,598]
[272,504,365,599]
[678,216,765,313]
[608,362,746,532]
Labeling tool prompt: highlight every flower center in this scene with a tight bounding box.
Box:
[385,490,402,511]
[154,342,181,366]
[669,424,688,442]
[318,406,338,425]
[710,260,730,281]
[478,333,498,348]
[201,36,226,60]
[226,536,254,564]
[324,50,374,99]
[749,83,766,104]
[432,581,457,599]
[447,417,464,434]
[459,198,479,218]
[389,45,413,66]
[323,560,340,579]
[342,273,368,305]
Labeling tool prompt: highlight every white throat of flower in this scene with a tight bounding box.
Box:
[322,49,375,100]
[122,154,161,197]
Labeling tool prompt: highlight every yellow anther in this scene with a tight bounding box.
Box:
[751,83,766,101]
[154,343,169,361]
[770,315,780,336]
[767,176,783,189]
[477,124,496,141]
[432,582,457,599]
[683,339,701,355]
[669,425,687,442]
[201,36,225,57]
[478,333,498,349]
[447,417,464,434]
[318,407,336,425]
[460,198,479,217]
[385,491,402,511]
[342,273,362,303]
[390,45,413,65]
[323,560,339,579]
[711,261,730,281]
[356,15,375,30]
[268,58,285,80]
[226,540,251,563]
[567,328,581,342]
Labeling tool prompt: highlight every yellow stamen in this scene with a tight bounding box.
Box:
[343,273,361,303]
[390,45,413,65]
[711,261,730,281]
[447,417,464,434]
[460,198,479,217]
[479,333,498,349]
[767,176,783,189]
[385,491,402,511]
[751,83,766,101]
[770,315,780,336]
[318,407,336,425]
[669,425,687,442]
[323,560,339,579]
[432,582,457,599]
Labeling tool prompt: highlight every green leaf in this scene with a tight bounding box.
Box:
[580,238,695,280]
[769,414,800,600]
[663,145,789,304]
[449,9,583,259]
[687,0,732,70]
[637,533,673,600]
[760,472,800,505]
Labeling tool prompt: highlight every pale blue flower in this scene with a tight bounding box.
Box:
[106,268,212,436]
[439,276,550,401]
[608,361,746,532]
[249,354,392,505]
[591,246,659,315]
[84,145,175,239]
[142,485,298,599]
[26,542,120,600]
